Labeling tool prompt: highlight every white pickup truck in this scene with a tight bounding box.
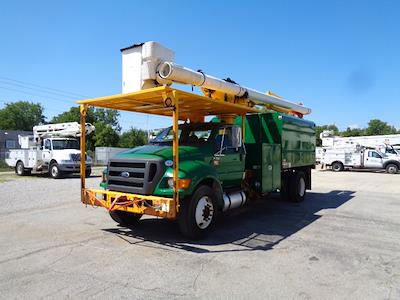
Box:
[321,147,400,174]
[5,122,94,178]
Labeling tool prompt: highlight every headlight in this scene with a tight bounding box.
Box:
[167,178,191,189]
[102,169,107,182]
[167,178,174,188]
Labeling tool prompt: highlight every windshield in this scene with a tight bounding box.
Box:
[151,124,216,145]
[52,139,79,150]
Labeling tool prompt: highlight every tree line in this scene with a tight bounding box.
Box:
[316,119,399,146]
[0,101,148,150]
[1,101,398,149]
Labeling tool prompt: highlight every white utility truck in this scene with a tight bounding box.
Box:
[5,122,94,178]
[321,145,400,174]
[321,130,400,157]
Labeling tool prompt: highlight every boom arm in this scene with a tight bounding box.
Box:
[156,62,311,116]
[33,122,95,139]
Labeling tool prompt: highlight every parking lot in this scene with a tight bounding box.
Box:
[0,169,399,299]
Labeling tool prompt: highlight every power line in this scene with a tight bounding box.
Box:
[0,79,79,101]
[0,85,74,104]
[0,75,90,99]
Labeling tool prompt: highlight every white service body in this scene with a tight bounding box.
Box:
[321,130,400,157]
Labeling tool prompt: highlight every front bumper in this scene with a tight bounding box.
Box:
[82,188,176,219]
[59,163,91,172]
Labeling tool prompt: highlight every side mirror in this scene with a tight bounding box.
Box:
[231,126,242,149]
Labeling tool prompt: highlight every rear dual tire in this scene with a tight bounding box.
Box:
[16,161,30,176]
[280,170,306,203]
[331,161,344,172]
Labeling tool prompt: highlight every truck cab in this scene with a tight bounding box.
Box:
[102,122,244,198]
[41,137,92,178]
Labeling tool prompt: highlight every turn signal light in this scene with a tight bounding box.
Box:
[178,179,191,189]
[168,178,191,189]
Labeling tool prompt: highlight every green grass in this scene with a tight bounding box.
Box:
[0,160,12,172]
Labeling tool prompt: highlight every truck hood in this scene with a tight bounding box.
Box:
[52,149,80,160]
[52,149,92,161]
[114,144,212,162]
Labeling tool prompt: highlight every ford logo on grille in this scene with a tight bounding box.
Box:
[120,171,130,178]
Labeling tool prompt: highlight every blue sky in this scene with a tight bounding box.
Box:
[0,0,399,131]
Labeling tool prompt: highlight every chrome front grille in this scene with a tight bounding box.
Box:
[70,154,87,162]
[107,158,164,195]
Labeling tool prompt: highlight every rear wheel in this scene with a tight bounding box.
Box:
[331,161,344,172]
[178,185,217,239]
[16,161,27,176]
[109,210,142,226]
[280,172,291,201]
[289,171,306,203]
[386,164,399,174]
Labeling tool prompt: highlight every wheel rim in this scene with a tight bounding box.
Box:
[17,164,23,174]
[298,177,306,197]
[333,164,340,171]
[51,166,58,177]
[388,166,396,173]
[195,196,214,229]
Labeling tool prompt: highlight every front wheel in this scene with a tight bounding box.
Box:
[178,185,218,239]
[50,163,62,179]
[386,164,399,174]
[109,210,142,226]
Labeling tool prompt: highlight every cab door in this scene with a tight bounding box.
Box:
[212,126,245,188]
[42,139,52,165]
[364,151,383,168]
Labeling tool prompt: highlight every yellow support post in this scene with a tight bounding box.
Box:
[80,104,87,202]
[172,90,180,212]
[241,115,246,140]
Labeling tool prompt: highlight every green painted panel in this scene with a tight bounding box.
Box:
[262,144,281,192]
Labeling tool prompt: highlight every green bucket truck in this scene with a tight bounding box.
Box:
[78,42,315,239]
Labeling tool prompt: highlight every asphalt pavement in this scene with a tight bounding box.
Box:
[0,168,399,299]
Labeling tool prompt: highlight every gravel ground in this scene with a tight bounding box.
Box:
[0,169,399,299]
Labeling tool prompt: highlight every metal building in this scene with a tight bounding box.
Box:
[0,130,32,160]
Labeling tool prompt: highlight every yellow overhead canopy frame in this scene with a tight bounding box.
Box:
[77,86,260,219]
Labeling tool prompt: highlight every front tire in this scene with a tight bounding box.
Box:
[386,163,399,174]
[109,210,142,226]
[178,185,218,239]
[50,163,62,179]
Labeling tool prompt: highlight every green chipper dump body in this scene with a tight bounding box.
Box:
[241,112,316,193]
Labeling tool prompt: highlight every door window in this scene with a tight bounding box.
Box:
[44,140,51,150]
[214,126,242,154]
[368,151,382,158]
